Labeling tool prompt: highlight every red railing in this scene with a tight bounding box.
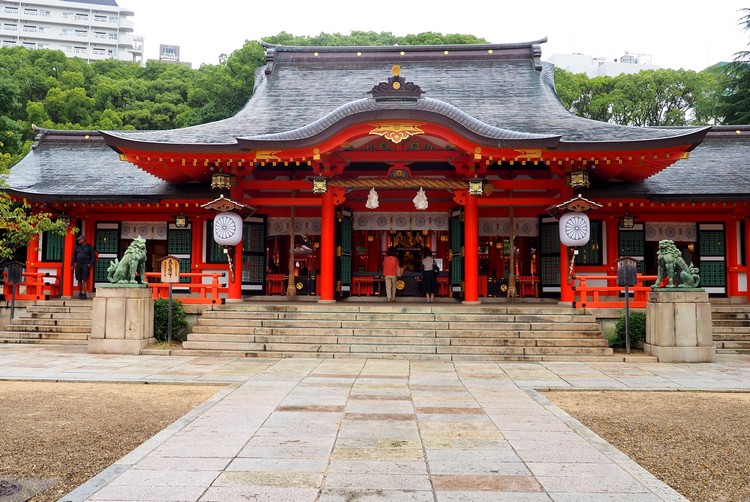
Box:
[572,274,658,309]
[144,272,227,305]
[2,271,61,301]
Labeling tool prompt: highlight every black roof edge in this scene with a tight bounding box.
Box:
[99,130,240,154]
[32,125,102,136]
[556,127,710,151]
[3,191,167,203]
[260,38,548,53]
[263,38,547,71]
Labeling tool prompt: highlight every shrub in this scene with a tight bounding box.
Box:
[153,298,187,342]
[612,310,646,348]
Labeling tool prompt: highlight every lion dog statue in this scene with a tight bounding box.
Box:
[107,235,147,284]
[651,239,700,289]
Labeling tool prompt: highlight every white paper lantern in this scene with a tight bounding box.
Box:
[559,212,590,247]
[213,211,243,246]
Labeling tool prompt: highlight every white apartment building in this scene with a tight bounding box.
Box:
[546,52,660,78]
[0,0,138,62]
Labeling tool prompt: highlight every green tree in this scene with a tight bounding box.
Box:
[0,193,68,265]
[721,8,750,124]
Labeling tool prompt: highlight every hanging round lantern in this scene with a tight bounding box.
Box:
[213,211,243,246]
[559,212,590,247]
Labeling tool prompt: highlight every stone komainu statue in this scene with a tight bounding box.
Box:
[107,236,147,284]
[652,239,700,289]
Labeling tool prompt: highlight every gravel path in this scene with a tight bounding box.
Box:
[0,381,222,502]
[544,390,750,502]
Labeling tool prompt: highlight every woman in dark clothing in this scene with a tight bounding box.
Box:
[421,248,438,303]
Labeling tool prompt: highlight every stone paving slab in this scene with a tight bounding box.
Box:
[1,345,749,501]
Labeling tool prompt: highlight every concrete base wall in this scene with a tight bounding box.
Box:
[89,286,154,354]
[644,290,715,363]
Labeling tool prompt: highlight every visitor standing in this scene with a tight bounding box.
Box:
[71,235,96,299]
[382,248,400,303]
[421,248,439,303]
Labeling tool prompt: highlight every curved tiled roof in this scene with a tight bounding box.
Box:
[103,40,707,150]
[585,127,750,200]
[4,130,209,201]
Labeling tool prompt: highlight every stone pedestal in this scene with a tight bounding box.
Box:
[88,285,154,354]
[644,289,715,363]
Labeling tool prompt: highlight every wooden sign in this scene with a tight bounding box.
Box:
[160,256,181,283]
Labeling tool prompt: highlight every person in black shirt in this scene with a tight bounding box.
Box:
[71,235,96,299]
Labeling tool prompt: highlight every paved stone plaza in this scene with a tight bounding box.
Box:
[2,345,750,501]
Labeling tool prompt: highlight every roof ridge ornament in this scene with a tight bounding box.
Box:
[370,65,424,102]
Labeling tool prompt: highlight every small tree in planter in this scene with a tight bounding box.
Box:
[613,310,646,348]
[153,298,188,343]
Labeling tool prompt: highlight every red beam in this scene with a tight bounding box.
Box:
[245,197,322,207]
[478,197,560,207]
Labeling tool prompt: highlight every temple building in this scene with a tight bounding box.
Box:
[6,38,750,305]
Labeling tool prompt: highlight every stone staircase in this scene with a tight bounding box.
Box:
[712,304,750,354]
[179,303,619,361]
[0,299,93,345]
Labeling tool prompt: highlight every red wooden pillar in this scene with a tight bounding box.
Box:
[745,218,750,302]
[62,225,76,297]
[726,217,739,297]
[319,191,335,302]
[607,215,620,287]
[26,234,39,275]
[560,241,574,304]
[227,240,243,301]
[84,219,96,293]
[464,193,479,303]
[558,186,575,304]
[190,217,204,287]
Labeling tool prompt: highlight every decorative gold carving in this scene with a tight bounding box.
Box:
[370,124,425,144]
[313,147,320,161]
[513,149,543,160]
[392,81,401,90]
[392,64,400,76]
[255,151,281,162]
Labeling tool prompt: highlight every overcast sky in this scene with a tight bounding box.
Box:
[121,0,749,71]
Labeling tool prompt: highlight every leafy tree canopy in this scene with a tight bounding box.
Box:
[720,8,750,124]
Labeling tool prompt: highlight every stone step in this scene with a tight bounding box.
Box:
[182,301,608,361]
[714,340,750,349]
[711,327,750,335]
[0,331,89,341]
[712,333,750,341]
[25,304,93,313]
[712,320,750,327]
[0,324,91,334]
[180,341,613,358]
[6,318,93,327]
[715,348,750,354]
[194,316,600,333]
[24,315,93,322]
[0,338,87,345]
